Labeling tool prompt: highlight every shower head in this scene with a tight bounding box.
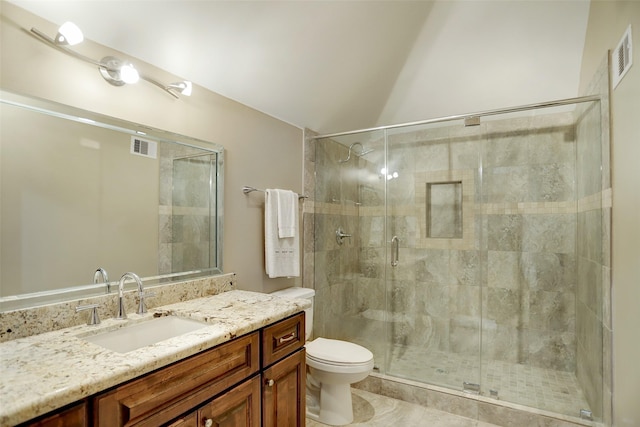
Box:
[338,142,374,163]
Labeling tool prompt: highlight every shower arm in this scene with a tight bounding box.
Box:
[338,142,373,163]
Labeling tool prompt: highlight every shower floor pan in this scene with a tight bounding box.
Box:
[386,344,592,419]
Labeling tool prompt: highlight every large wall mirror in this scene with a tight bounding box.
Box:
[0,91,224,310]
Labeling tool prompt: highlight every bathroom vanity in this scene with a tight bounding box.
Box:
[0,290,309,427]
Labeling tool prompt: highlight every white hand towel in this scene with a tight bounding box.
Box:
[277,189,297,238]
[265,189,300,278]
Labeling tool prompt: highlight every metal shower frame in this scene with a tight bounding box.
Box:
[311,95,600,140]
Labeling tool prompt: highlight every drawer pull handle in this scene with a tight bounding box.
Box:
[203,418,213,427]
[278,332,297,344]
[266,378,275,387]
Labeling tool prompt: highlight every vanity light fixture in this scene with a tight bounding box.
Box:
[30,22,192,99]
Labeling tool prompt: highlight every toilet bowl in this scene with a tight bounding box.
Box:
[270,287,374,426]
[305,337,374,425]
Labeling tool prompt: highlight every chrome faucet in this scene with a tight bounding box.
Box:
[115,272,154,319]
[94,268,110,294]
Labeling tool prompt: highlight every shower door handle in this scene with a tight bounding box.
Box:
[391,236,399,267]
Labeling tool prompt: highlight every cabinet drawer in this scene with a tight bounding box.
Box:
[261,312,305,367]
[93,332,260,427]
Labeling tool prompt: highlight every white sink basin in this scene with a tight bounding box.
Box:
[82,316,208,353]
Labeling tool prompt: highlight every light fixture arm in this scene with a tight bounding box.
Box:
[141,74,180,99]
[29,26,186,99]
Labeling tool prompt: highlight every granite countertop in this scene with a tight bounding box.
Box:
[0,290,310,426]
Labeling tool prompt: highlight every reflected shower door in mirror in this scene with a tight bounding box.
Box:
[0,91,224,310]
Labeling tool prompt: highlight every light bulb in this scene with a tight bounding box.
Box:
[181,81,192,96]
[57,21,83,46]
[120,63,139,84]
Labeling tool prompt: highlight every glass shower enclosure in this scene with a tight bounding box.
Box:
[312,96,607,422]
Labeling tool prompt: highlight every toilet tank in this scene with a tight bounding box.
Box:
[270,287,315,340]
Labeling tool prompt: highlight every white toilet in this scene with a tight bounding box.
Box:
[271,287,374,426]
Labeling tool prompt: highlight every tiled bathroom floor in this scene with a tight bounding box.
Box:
[306,388,500,427]
[386,345,591,417]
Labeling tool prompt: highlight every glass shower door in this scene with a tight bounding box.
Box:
[384,122,483,392]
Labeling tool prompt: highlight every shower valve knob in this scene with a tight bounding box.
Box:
[336,227,352,245]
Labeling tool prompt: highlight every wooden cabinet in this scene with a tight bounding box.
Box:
[262,312,306,427]
[22,312,305,427]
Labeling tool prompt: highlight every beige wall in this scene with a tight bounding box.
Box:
[0,3,304,293]
[579,1,640,426]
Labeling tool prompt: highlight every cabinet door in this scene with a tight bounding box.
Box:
[262,348,306,427]
[21,401,88,427]
[198,375,261,427]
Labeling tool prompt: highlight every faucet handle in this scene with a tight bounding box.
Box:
[76,304,101,325]
[137,291,156,314]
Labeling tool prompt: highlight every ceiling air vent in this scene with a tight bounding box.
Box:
[130,136,157,159]
[612,25,633,90]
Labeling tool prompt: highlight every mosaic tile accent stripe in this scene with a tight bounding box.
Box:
[314,193,610,218]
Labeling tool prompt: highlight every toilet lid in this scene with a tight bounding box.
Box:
[306,338,373,365]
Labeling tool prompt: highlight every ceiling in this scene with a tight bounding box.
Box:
[7,1,591,134]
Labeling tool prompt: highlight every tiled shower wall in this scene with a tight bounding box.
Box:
[309,137,376,345]
[481,115,578,372]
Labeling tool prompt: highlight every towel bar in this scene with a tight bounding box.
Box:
[242,186,307,200]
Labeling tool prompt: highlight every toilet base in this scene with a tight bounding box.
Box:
[320,382,354,425]
[306,377,354,426]
[304,338,374,426]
